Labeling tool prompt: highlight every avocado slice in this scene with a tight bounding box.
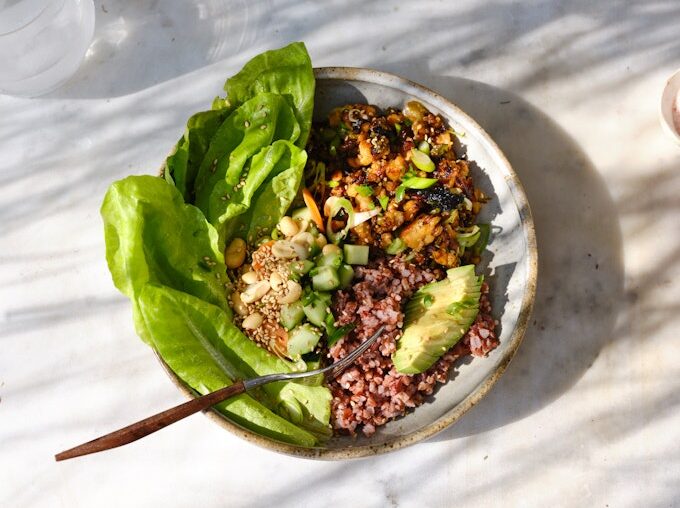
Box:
[392,265,483,374]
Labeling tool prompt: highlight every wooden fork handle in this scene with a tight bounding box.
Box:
[55,381,246,461]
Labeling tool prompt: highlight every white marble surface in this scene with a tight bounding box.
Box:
[1,1,679,506]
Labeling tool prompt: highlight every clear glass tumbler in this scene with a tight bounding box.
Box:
[0,0,94,97]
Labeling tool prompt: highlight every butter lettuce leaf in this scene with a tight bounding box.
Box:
[218,140,306,247]
[138,285,330,443]
[101,44,329,446]
[164,101,233,201]
[138,284,320,446]
[225,42,314,149]
[192,93,300,226]
[101,175,228,342]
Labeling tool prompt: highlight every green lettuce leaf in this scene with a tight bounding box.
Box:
[164,101,233,201]
[101,175,228,342]
[140,285,331,446]
[192,93,300,225]
[138,284,321,446]
[225,42,314,148]
[217,140,306,247]
[101,44,329,445]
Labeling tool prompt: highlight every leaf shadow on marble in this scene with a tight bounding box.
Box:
[393,75,626,439]
[30,0,680,101]
[0,295,126,338]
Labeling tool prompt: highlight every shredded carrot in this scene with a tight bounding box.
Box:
[251,240,275,270]
[272,326,289,358]
[303,187,325,232]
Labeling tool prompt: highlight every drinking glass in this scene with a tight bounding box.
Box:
[0,0,94,97]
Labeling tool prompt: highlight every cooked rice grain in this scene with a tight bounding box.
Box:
[329,256,497,436]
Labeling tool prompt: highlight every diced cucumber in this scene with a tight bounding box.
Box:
[290,259,314,277]
[280,301,305,330]
[337,264,354,288]
[316,291,332,305]
[343,244,369,265]
[312,265,340,291]
[315,251,343,269]
[303,297,329,327]
[287,323,322,356]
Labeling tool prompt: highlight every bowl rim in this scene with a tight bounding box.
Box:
[155,66,538,460]
[659,67,680,145]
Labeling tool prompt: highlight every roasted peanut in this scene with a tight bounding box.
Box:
[242,312,263,329]
[230,292,248,316]
[278,280,302,304]
[240,280,271,303]
[269,271,285,292]
[241,271,259,284]
[278,216,299,238]
[322,244,341,256]
[225,238,246,268]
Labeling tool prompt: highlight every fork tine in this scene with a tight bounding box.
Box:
[326,325,385,380]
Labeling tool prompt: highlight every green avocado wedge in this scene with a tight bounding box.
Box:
[392,265,483,374]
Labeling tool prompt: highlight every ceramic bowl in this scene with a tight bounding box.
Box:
[660,67,680,145]
[157,67,538,459]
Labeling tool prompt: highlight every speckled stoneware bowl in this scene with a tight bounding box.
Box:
[157,68,538,459]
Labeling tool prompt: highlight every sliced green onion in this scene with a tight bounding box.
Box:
[378,195,389,210]
[472,224,491,256]
[394,123,402,134]
[325,197,354,244]
[396,168,437,201]
[403,176,438,189]
[356,185,374,197]
[386,238,406,255]
[463,197,473,211]
[327,322,356,347]
[417,140,431,155]
[327,180,339,188]
[290,259,314,276]
[348,208,380,228]
[456,225,481,248]
[410,149,435,172]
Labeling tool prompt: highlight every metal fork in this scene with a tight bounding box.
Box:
[55,325,384,461]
